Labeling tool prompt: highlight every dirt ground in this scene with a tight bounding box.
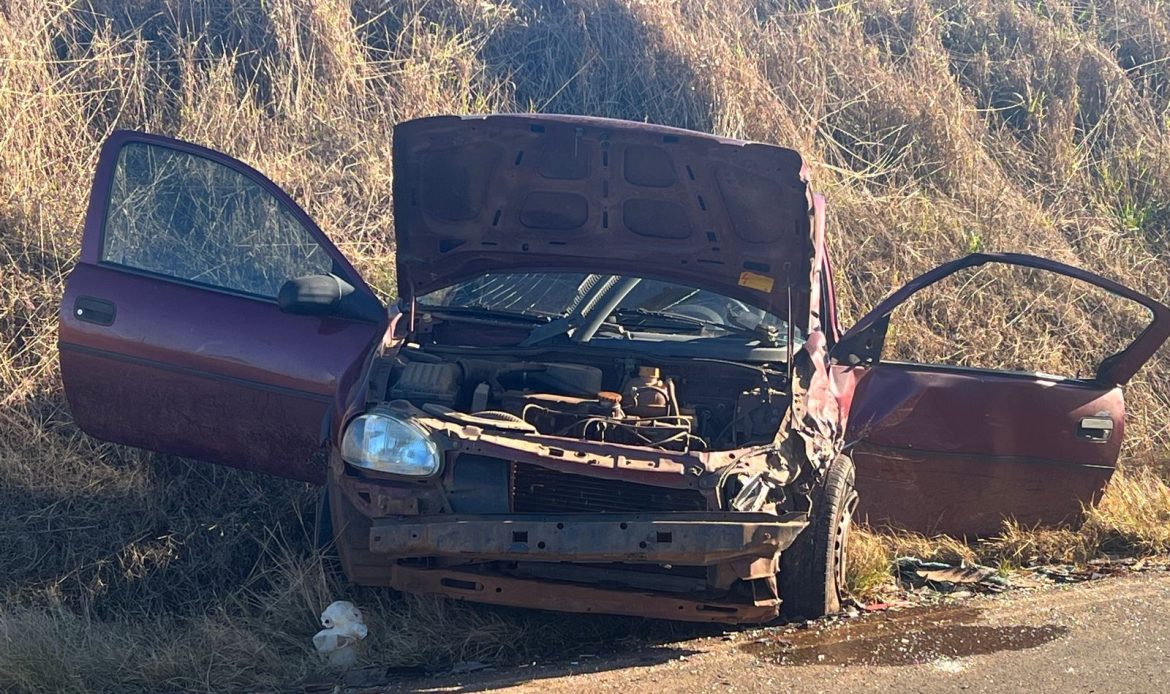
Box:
[379,570,1170,693]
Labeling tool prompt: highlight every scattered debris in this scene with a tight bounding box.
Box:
[895,557,1010,594]
[931,657,971,673]
[1031,565,1095,583]
[313,601,368,669]
[916,565,995,585]
[860,554,1170,612]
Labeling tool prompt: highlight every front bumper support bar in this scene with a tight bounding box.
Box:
[368,512,808,564]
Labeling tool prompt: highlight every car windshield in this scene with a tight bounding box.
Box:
[418,272,803,343]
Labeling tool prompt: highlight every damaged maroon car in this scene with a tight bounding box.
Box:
[59,115,1170,623]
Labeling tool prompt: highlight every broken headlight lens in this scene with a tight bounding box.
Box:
[340,411,440,477]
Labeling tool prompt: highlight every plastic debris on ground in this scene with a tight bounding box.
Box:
[882,554,1170,603]
[895,556,1011,594]
[313,600,369,669]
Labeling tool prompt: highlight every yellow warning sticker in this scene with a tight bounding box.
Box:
[738,271,775,293]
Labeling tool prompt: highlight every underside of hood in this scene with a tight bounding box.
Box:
[392,114,814,317]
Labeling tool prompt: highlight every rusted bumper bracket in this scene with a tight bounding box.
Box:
[389,564,781,623]
[368,512,808,564]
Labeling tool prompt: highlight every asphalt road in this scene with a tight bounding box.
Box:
[399,570,1170,693]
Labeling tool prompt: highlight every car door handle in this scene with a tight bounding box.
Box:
[74,296,117,326]
[1077,416,1114,443]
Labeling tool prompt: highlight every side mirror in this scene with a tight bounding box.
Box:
[278,274,354,315]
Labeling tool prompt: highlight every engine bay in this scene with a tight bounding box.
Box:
[377,347,790,453]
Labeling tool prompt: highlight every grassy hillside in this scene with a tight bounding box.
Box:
[1,0,1169,690]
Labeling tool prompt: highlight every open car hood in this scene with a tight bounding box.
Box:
[392,115,815,318]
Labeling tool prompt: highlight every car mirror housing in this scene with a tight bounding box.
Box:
[278,274,355,316]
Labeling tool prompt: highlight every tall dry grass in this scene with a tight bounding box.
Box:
[847,466,1170,599]
[1,0,1169,690]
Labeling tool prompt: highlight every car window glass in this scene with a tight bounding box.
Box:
[427,273,591,316]
[615,279,800,338]
[420,272,803,341]
[101,142,332,298]
[882,263,1151,378]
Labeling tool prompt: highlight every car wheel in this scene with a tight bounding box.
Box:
[779,453,859,621]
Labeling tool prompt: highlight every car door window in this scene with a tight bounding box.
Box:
[835,253,1168,386]
[879,263,1150,379]
[101,142,333,298]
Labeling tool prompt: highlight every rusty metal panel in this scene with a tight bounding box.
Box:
[368,513,807,564]
[389,565,781,624]
[392,114,813,324]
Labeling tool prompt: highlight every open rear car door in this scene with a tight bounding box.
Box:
[832,253,1170,536]
[59,132,388,482]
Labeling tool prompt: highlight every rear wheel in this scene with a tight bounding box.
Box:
[779,454,858,621]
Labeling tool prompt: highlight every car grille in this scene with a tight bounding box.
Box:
[511,463,707,513]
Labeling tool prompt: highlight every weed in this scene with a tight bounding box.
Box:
[2,1,1170,691]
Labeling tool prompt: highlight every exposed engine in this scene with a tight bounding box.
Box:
[380,350,788,452]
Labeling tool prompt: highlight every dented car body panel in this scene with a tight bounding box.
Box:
[367,513,806,564]
[831,252,1170,536]
[392,114,815,324]
[59,117,1170,623]
[836,365,1125,536]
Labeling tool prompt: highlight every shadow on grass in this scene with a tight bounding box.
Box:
[352,642,704,693]
[297,598,723,692]
[352,0,715,128]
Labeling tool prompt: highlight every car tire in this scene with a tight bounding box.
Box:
[779,453,859,621]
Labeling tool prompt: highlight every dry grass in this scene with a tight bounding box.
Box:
[844,527,897,598]
[846,468,1170,601]
[2,0,1170,691]
[1085,465,1170,554]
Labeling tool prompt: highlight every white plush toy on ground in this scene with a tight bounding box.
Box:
[312,600,368,668]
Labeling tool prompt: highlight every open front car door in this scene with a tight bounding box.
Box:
[59,132,388,482]
[832,253,1170,537]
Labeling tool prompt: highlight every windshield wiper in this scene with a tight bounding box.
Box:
[423,304,555,323]
[609,307,705,333]
[610,308,781,346]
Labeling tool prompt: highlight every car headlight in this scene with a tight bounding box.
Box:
[340,410,441,477]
